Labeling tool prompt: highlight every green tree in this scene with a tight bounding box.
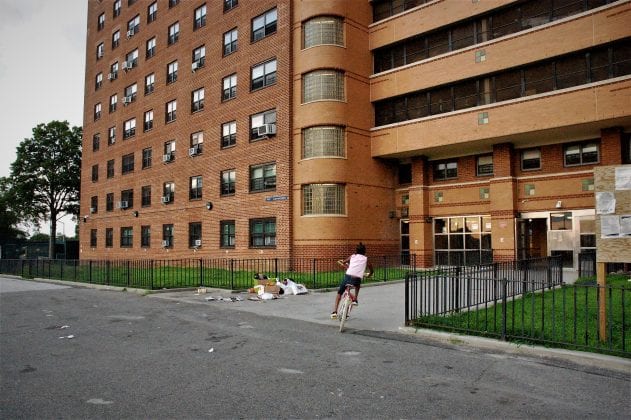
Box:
[0,177,27,241]
[9,121,82,259]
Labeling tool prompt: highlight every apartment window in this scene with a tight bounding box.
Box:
[110,62,119,80]
[90,229,97,247]
[224,0,238,12]
[564,141,599,166]
[112,30,120,49]
[95,73,103,90]
[92,134,100,152]
[106,193,114,211]
[190,176,203,200]
[165,100,177,123]
[167,60,178,84]
[476,155,493,176]
[96,43,104,60]
[123,118,136,139]
[169,0,179,8]
[222,74,237,101]
[550,212,573,231]
[124,83,137,104]
[192,88,205,112]
[190,131,203,154]
[223,28,237,56]
[120,189,134,209]
[94,103,102,121]
[220,220,235,248]
[302,70,344,102]
[145,73,155,95]
[303,16,343,48]
[434,216,492,266]
[302,184,345,215]
[108,126,116,145]
[250,162,276,192]
[141,185,151,207]
[127,15,140,36]
[221,121,237,148]
[188,223,202,248]
[433,160,458,181]
[251,59,276,91]
[168,22,180,45]
[91,164,99,182]
[113,0,121,18]
[521,149,541,171]
[302,126,345,158]
[141,226,151,247]
[192,45,205,69]
[250,109,276,140]
[146,37,156,59]
[249,218,276,247]
[120,227,133,248]
[90,196,98,214]
[122,153,134,174]
[194,4,206,30]
[162,224,174,248]
[147,2,157,23]
[162,182,175,204]
[107,159,115,178]
[142,147,152,169]
[163,140,176,163]
[98,13,105,30]
[124,49,138,69]
[144,110,154,131]
[252,8,277,42]
[221,169,236,195]
[105,228,113,248]
[109,94,117,113]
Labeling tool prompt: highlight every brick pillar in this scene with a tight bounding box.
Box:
[490,143,518,262]
[409,156,433,267]
[600,127,622,165]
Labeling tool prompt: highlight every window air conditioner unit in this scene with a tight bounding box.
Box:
[194,239,202,247]
[89,207,96,214]
[257,123,276,137]
[108,72,115,80]
[161,240,170,248]
[123,96,132,105]
[191,62,199,72]
[188,145,200,156]
[162,153,173,163]
[97,51,104,58]
[117,201,129,209]
[161,195,171,203]
[126,29,135,38]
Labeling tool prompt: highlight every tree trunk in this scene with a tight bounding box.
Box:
[49,218,56,259]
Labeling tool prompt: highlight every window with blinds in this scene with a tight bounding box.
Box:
[302,126,345,158]
[303,16,343,48]
[302,184,345,215]
[302,70,344,103]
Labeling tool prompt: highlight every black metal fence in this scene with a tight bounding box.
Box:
[0,255,412,290]
[578,252,628,278]
[405,256,630,357]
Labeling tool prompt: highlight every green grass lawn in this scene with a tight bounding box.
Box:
[413,274,631,357]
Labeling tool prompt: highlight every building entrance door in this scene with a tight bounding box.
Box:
[516,218,547,260]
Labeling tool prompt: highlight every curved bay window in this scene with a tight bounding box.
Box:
[302,184,345,215]
[302,126,345,159]
[302,70,344,103]
[303,16,343,49]
[434,216,492,266]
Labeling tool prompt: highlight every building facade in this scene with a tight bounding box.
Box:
[81,0,631,269]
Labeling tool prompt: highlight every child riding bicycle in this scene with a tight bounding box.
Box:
[331,242,374,319]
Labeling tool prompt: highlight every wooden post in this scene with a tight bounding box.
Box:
[597,262,606,342]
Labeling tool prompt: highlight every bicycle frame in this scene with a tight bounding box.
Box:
[339,284,355,332]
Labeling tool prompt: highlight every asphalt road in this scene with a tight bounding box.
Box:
[1,277,630,419]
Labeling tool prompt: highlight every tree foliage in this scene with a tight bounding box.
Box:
[9,121,82,258]
[0,177,26,241]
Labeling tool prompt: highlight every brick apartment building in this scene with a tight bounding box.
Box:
[80,0,631,269]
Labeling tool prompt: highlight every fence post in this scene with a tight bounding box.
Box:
[274,258,279,279]
[404,272,410,326]
[150,260,154,290]
[89,260,93,284]
[126,260,130,287]
[199,258,203,287]
[312,259,317,289]
[501,278,507,341]
[60,259,64,280]
[230,259,235,290]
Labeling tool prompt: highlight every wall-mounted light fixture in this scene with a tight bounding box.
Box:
[206,202,213,210]
[83,215,88,223]
[555,200,563,209]
[132,211,139,217]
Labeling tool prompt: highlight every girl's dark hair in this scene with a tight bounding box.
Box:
[356,242,366,255]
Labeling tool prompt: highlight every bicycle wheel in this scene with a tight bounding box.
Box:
[339,294,350,332]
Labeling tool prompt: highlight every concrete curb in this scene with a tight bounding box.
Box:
[399,326,631,375]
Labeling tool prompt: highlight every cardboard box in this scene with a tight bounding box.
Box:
[264,285,280,294]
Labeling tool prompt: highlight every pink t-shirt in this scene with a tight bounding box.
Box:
[346,254,368,278]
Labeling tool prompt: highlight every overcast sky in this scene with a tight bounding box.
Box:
[0,0,87,235]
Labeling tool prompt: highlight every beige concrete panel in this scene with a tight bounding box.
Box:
[369,0,514,50]
[295,45,350,74]
[371,78,631,158]
[371,2,631,100]
[293,157,350,185]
